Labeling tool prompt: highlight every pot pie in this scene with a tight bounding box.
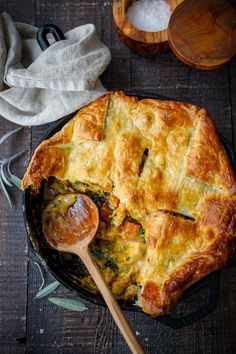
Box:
[22,91,236,316]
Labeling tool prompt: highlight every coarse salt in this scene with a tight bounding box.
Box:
[127,0,172,32]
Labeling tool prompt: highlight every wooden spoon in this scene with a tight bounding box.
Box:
[43,193,145,354]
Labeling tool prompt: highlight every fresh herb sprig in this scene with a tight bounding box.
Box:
[48,298,88,312]
[36,281,60,299]
[0,128,26,206]
[34,261,88,312]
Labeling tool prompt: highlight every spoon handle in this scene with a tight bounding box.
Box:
[78,248,145,354]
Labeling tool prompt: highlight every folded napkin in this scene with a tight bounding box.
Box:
[0,12,111,125]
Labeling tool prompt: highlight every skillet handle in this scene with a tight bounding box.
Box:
[37,24,65,51]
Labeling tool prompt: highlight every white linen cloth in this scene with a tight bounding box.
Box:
[0,12,111,125]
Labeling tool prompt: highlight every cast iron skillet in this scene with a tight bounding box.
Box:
[23,25,236,329]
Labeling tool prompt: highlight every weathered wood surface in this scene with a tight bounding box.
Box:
[0,1,235,354]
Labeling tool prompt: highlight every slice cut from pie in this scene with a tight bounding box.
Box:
[22,91,236,316]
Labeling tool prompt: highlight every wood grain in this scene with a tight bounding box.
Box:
[0,104,29,354]
[0,0,35,24]
[0,1,236,354]
[168,0,236,69]
[0,2,35,354]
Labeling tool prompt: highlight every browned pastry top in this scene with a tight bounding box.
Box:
[22,91,236,316]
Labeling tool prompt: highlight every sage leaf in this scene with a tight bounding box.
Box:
[1,164,13,187]
[48,298,88,312]
[10,174,22,189]
[36,281,60,299]
[0,176,12,207]
[0,128,25,206]
[0,127,22,146]
[33,262,45,291]
[4,149,27,165]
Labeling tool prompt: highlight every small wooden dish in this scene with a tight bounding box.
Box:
[113,0,184,56]
[168,0,236,70]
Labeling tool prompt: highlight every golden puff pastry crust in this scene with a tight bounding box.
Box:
[22,91,236,316]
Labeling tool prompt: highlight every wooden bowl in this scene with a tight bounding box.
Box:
[113,0,184,56]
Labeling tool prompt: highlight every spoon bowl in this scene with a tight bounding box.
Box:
[43,194,99,251]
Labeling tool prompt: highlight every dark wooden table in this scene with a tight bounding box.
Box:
[0,1,236,353]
